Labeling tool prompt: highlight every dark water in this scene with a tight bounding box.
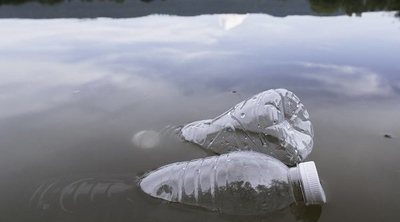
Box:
[0,1,400,222]
[0,0,399,18]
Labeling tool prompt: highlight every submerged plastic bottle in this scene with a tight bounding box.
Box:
[180,89,314,166]
[140,151,326,215]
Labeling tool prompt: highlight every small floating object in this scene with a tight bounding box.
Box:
[383,134,392,139]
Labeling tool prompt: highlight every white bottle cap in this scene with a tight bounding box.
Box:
[298,161,326,205]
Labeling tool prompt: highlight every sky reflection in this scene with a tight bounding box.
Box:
[0,12,400,222]
[0,12,399,120]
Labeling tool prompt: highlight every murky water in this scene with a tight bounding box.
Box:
[0,1,400,222]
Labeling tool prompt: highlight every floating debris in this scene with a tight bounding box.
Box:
[384,134,392,139]
[140,151,326,215]
[181,89,314,165]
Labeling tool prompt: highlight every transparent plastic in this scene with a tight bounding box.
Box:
[180,89,313,165]
[140,151,325,215]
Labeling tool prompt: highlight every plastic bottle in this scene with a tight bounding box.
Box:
[180,89,314,166]
[139,151,326,215]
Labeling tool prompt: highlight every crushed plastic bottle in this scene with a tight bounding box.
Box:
[140,151,326,215]
[180,89,313,165]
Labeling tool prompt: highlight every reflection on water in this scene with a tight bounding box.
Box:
[28,175,321,222]
[0,9,399,222]
[0,12,399,120]
[0,0,399,18]
[29,175,138,220]
[132,130,160,149]
[309,0,400,15]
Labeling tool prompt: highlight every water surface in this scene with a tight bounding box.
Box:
[0,3,400,222]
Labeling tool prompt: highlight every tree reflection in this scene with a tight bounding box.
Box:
[309,0,400,16]
[0,0,62,5]
[0,0,399,21]
[202,180,292,215]
[0,0,124,5]
[0,0,399,16]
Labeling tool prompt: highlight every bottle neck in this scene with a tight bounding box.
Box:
[288,167,305,203]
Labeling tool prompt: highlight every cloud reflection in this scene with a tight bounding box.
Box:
[219,14,248,30]
[299,62,393,96]
[0,12,399,119]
